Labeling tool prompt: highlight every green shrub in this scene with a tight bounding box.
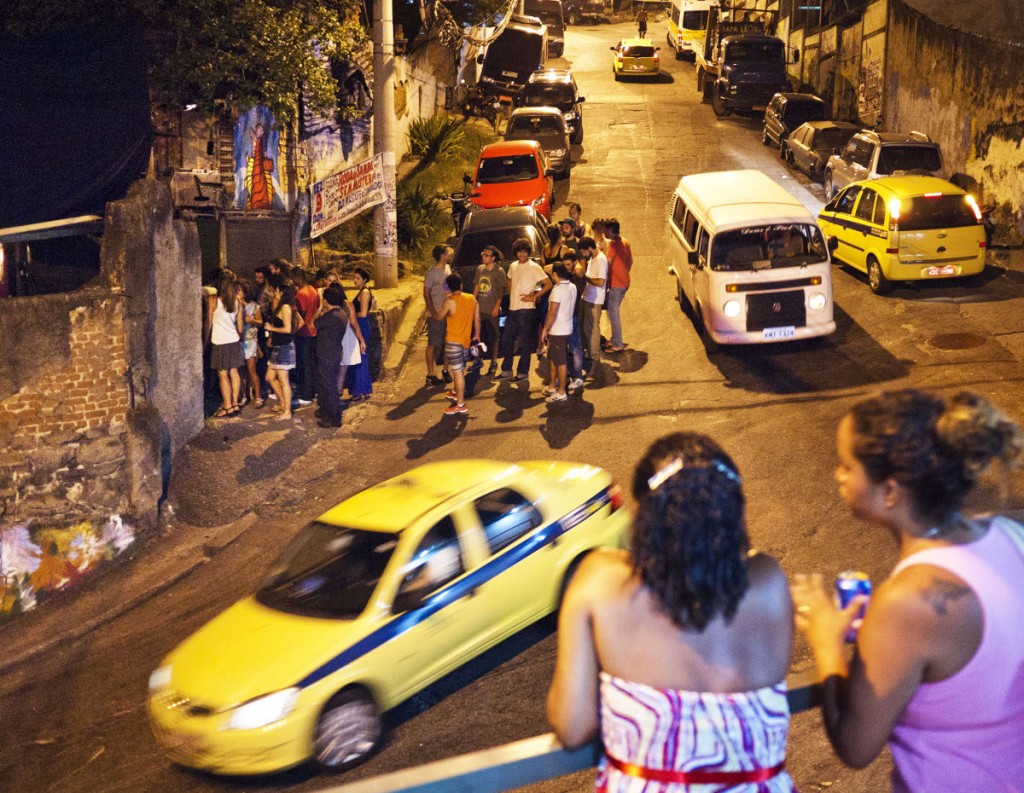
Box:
[396,184,445,253]
[407,115,466,164]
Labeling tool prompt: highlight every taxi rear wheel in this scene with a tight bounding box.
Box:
[313,688,382,771]
[867,257,893,295]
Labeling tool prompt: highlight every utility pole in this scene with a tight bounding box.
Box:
[373,0,399,288]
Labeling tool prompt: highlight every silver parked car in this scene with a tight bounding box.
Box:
[823,130,942,200]
[504,106,572,179]
[784,120,859,182]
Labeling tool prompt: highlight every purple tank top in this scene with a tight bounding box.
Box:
[888,517,1024,793]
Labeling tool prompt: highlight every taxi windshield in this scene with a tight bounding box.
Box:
[476,154,539,184]
[256,523,397,619]
[711,224,826,271]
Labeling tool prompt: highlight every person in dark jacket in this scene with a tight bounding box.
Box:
[314,284,347,428]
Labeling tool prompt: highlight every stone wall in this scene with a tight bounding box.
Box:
[885,0,1024,242]
[394,39,459,158]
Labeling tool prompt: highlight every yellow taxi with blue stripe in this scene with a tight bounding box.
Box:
[818,175,986,295]
[148,460,627,775]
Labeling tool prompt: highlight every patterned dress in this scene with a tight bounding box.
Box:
[598,673,794,793]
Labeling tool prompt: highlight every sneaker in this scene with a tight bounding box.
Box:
[511,374,528,383]
[442,370,453,383]
[496,370,513,380]
[568,378,584,393]
[546,392,568,403]
[443,402,468,415]
[295,398,313,406]
[486,363,498,376]
[426,375,444,387]
[444,389,458,401]
[267,393,278,400]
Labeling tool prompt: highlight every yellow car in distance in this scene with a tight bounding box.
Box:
[148,460,627,775]
[611,38,661,80]
[818,175,986,295]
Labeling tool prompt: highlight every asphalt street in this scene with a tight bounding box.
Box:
[4,18,1024,793]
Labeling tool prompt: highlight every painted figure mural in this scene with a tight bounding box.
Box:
[234,106,286,211]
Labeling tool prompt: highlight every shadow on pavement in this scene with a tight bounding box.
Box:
[493,380,547,423]
[540,395,595,449]
[707,304,909,394]
[236,428,314,486]
[607,347,648,374]
[834,262,1013,303]
[406,411,469,459]
[582,360,621,390]
[386,382,438,421]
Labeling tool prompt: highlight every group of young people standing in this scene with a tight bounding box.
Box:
[202,259,375,428]
[421,204,633,416]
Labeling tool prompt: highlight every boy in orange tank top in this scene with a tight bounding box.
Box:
[433,273,480,415]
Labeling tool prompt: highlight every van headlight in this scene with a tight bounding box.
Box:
[808,292,827,311]
[723,299,742,318]
[224,688,300,731]
[149,666,172,694]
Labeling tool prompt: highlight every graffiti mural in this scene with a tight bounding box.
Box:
[302,57,374,185]
[234,106,286,211]
[1,515,135,620]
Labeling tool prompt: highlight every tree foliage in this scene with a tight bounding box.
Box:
[0,0,367,121]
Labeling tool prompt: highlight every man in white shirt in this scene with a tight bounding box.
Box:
[499,238,551,384]
[540,263,577,402]
[578,236,607,372]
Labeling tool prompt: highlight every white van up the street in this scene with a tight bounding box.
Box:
[668,169,836,346]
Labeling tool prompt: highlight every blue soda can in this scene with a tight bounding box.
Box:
[835,571,872,642]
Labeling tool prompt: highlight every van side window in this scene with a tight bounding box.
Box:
[855,189,877,222]
[671,198,686,231]
[696,228,709,261]
[683,211,699,247]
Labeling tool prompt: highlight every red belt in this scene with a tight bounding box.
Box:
[605,752,786,785]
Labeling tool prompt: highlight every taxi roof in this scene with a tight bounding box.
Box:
[677,169,815,231]
[316,460,522,533]
[856,175,966,197]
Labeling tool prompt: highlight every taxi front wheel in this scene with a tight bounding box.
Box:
[314,688,382,771]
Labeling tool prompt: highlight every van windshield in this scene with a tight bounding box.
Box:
[711,224,826,271]
[482,31,545,82]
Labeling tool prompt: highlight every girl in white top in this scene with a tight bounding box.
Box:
[206,271,244,418]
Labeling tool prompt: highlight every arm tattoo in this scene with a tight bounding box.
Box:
[921,578,972,616]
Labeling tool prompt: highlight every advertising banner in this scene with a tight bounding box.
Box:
[310,154,385,238]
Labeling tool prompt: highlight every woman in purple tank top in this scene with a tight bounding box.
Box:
[793,389,1024,792]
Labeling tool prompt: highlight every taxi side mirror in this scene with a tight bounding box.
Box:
[393,588,426,614]
[793,48,800,63]
[687,251,699,265]
[578,96,586,103]
[477,54,485,64]
[610,46,616,51]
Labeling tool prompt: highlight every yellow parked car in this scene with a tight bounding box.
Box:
[148,460,627,775]
[817,175,986,295]
[611,38,661,80]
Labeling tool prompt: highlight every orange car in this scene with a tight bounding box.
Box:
[470,140,554,220]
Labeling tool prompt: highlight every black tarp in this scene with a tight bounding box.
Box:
[0,24,153,228]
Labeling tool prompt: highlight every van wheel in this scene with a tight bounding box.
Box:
[695,304,720,353]
[711,85,731,117]
[867,257,893,295]
[314,688,382,771]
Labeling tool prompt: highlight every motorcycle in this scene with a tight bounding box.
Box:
[459,84,503,131]
[437,176,479,236]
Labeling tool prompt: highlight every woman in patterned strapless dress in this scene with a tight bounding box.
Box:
[547,432,795,792]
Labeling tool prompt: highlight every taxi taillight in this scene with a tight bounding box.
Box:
[608,485,624,512]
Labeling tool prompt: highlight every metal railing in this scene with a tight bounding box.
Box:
[328,669,821,793]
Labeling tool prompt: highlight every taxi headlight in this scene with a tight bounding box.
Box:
[808,292,827,311]
[224,688,300,731]
[723,299,742,318]
[149,666,172,694]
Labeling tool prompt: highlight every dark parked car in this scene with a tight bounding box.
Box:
[451,206,550,288]
[522,69,586,144]
[505,106,572,178]
[761,92,828,157]
[784,120,859,181]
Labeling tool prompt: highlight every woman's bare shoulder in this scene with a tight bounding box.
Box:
[574,548,633,590]
[744,551,792,613]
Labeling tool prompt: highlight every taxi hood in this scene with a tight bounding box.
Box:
[165,597,369,709]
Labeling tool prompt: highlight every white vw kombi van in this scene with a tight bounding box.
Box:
[668,169,835,345]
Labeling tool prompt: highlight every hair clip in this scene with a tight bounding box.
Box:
[647,457,741,492]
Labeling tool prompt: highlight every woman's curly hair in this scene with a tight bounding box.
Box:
[850,389,1023,523]
[630,432,750,631]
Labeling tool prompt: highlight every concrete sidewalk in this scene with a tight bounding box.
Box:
[0,277,427,677]
[2,245,1022,676]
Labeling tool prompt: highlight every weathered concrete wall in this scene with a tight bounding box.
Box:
[0,180,203,620]
[885,0,1024,242]
[394,39,458,158]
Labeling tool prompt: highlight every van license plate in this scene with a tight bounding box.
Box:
[752,105,765,112]
[763,326,795,341]
[926,265,956,277]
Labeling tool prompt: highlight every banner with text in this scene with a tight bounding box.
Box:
[310,154,385,238]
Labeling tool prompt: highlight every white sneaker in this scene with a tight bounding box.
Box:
[296,399,313,406]
[546,392,568,403]
[568,378,584,393]
[267,393,278,400]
